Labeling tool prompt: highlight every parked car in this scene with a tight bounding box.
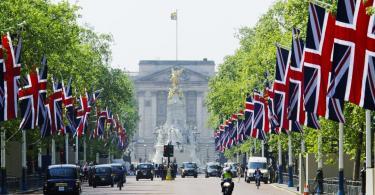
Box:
[181,162,198,178]
[136,163,154,181]
[205,162,222,178]
[245,157,269,183]
[92,164,114,188]
[43,164,81,195]
[110,163,126,184]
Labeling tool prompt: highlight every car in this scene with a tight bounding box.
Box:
[181,162,198,178]
[110,163,127,184]
[136,163,154,181]
[244,157,269,184]
[92,164,114,188]
[43,164,81,195]
[205,162,222,178]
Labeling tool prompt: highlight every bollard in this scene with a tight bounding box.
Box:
[166,166,172,181]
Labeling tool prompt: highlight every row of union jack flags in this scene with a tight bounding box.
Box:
[216,0,375,152]
[0,33,128,149]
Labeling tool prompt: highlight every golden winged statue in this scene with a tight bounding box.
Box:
[168,68,183,99]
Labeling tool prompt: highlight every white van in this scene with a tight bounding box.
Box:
[244,157,269,184]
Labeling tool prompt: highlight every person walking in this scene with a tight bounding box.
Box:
[237,164,242,183]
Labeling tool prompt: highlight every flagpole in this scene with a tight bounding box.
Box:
[236,120,239,164]
[83,136,87,163]
[0,129,7,194]
[278,135,283,184]
[65,134,69,164]
[261,140,265,157]
[317,130,324,194]
[37,147,42,175]
[75,135,79,164]
[288,132,293,187]
[51,137,56,165]
[175,9,178,61]
[365,110,374,195]
[21,130,27,191]
[299,133,305,194]
[338,122,344,195]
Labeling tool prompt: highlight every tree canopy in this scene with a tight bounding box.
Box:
[206,0,368,177]
[0,0,138,159]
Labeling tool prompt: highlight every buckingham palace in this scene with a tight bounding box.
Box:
[128,59,217,164]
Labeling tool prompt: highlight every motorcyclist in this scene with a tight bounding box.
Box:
[221,167,234,193]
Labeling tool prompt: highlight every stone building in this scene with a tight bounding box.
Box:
[129,59,217,164]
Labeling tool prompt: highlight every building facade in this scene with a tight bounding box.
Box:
[130,59,217,164]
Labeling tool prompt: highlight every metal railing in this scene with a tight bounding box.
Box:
[281,173,299,188]
[1,175,44,193]
[307,178,362,195]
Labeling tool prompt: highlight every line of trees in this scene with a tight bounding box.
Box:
[206,0,371,180]
[0,0,138,162]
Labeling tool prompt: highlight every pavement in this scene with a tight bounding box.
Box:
[28,175,297,195]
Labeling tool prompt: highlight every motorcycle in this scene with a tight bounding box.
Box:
[221,178,233,195]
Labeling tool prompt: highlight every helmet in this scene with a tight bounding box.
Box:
[224,167,231,172]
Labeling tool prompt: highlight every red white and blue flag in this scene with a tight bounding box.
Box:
[46,80,64,135]
[95,109,108,138]
[0,34,21,121]
[265,85,280,134]
[62,78,77,134]
[303,2,345,123]
[251,91,267,140]
[236,110,245,143]
[329,0,375,111]
[244,95,254,138]
[75,91,91,137]
[288,28,320,130]
[18,62,47,130]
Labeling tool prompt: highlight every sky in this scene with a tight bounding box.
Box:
[72,0,276,72]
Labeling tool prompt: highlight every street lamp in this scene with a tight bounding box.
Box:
[206,144,209,163]
[143,144,147,162]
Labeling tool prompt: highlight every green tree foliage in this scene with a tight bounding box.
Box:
[0,0,138,158]
[207,0,367,170]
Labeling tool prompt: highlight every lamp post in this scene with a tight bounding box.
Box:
[206,144,209,163]
[144,144,147,162]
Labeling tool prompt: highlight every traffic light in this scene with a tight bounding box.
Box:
[163,144,174,157]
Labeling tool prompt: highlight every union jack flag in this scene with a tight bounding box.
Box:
[236,110,245,143]
[303,2,345,123]
[288,28,320,130]
[18,63,47,130]
[265,85,280,134]
[95,109,108,138]
[273,44,306,133]
[273,46,291,133]
[252,91,267,140]
[89,88,103,105]
[62,78,76,134]
[75,91,91,137]
[227,114,238,148]
[45,80,64,135]
[243,95,254,138]
[0,34,21,121]
[329,0,375,111]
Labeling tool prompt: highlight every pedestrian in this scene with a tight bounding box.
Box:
[237,164,242,183]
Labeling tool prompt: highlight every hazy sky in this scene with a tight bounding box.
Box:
[72,0,276,72]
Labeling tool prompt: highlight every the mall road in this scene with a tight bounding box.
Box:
[71,175,295,195]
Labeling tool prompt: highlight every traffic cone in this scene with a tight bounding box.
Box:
[303,184,309,195]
